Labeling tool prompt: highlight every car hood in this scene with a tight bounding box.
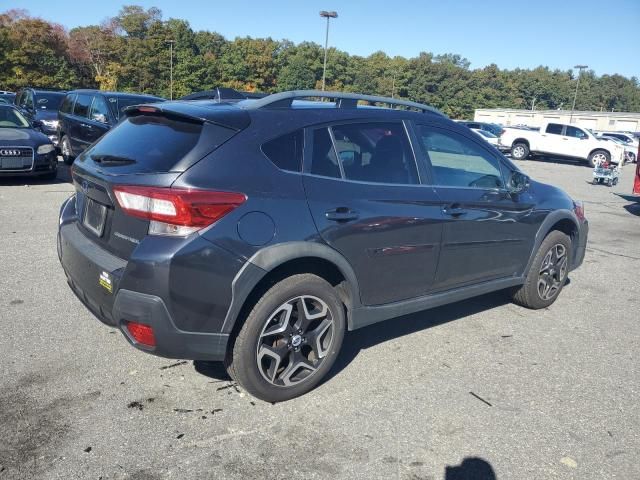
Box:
[0,127,50,147]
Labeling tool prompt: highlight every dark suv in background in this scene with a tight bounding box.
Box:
[14,88,66,146]
[57,90,164,164]
[58,91,588,402]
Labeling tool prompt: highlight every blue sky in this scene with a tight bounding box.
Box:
[14,0,640,78]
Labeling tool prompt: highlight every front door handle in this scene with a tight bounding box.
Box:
[442,204,466,217]
[325,207,359,222]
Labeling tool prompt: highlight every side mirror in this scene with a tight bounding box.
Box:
[92,113,108,124]
[508,171,530,194]
[32,120,43,129]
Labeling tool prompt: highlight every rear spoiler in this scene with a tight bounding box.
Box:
[124,102,250,131]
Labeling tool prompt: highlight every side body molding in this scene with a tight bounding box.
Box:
[221,241,362,333]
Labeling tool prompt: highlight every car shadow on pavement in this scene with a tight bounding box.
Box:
[445,457,496,480]
[324,290,511,384]
[193,290,511,385]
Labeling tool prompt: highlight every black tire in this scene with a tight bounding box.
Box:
[511,230,571,309]
[587,149,609,168]
[511,142,529,160]
[61,135,75,165]
[225,274,345,402]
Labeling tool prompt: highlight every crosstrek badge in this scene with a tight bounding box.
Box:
[99,271,113,293]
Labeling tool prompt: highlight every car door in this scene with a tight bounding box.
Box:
[303,120,444,306]
[563,125,590,159]
[539,123,565,155]
[68,93,93,153]
[415,123,537,291]
[85,95,112,144]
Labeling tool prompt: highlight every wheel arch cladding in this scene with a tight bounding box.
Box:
[222,242,361,334]
[524,210,579,276]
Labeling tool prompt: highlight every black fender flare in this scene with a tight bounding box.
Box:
[221,241,361,333]
[523,209,579,276]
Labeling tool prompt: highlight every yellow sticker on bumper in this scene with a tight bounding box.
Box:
[99,271,113,293]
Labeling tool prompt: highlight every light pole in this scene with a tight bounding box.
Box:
[319,11,338,91]
[570,64,588,123]
[166,40,175,100]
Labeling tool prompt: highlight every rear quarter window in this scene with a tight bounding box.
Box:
[261,130,303,172]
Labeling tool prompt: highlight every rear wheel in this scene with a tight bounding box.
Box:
[588,149,609,168]
[511,231,571,309]
[511,143,529,160]
[61,135,75,165]
[225,274,345,402]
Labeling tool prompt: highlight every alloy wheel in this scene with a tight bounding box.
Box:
[537,244,568,301]
[513,146,525,159]
[256,295,335,387]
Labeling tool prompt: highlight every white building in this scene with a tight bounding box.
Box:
[474,108,640,132]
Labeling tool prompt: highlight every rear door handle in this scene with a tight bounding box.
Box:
[442,204,466,217]
[325,207,359,222]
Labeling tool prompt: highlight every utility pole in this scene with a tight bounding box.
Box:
[319,11,338,91]
[531,97,536,111]
[570,64,588,123]
[166,40,175,100]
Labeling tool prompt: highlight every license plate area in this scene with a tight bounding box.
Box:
[83,198,107,237]
[1,158,24,169]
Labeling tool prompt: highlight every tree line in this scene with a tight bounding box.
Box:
[1,5,639,119]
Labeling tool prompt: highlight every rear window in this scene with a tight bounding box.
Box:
[83,114,203,172]
[36,93,64,110]
[261,130,303,172]
[60,94,75,114]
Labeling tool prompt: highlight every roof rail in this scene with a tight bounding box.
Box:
[245,90,445,116]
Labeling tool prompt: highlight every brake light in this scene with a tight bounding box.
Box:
[113,185,246,236]
[125,321,156,347]
[573,200,585,222]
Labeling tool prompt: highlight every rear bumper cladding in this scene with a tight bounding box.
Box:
[113,290,229,361]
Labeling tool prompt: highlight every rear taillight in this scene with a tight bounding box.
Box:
[573,200,585,222]
[125,321,156,347]
[113,185,246,237]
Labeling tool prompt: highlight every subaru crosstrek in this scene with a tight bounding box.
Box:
[58,91,588,402]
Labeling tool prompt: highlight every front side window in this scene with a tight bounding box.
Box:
[418,125,504,189]
[546,123,563,135]
[261,130,303,172]
[73,94,92,118]
[565,126,588,139]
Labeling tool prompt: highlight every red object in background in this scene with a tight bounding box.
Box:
[634,142,640,195]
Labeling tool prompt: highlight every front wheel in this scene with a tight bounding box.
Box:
[587,149,609,168]
[511,230,571,309]
[511,143,529,160]
[225,274,345,402]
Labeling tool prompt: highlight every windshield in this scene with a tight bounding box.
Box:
[36,93,64,110]
[0,106,30,128]
[107,96,162,120]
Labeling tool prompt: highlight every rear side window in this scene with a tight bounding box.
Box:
[418,125,504,189]
[331,122,418,185]
[73,94,92,118]
[60,94,75,114]
[261,130,303,172]
[311,128,341,178]
[546,123,563,135]
[83,114,204,173]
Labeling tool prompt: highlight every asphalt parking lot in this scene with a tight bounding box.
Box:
[1,157,638,480]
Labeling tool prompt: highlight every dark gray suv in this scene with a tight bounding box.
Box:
[58,91,588,402]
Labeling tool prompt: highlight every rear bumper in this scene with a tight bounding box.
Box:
[58,212,232,362]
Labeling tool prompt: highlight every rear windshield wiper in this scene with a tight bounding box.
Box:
[90,154,137,166]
